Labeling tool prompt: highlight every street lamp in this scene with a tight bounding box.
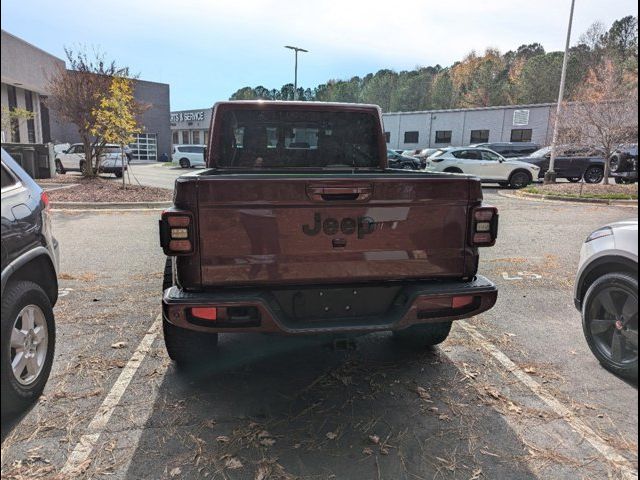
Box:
[545,0,577,184]
[284,45,308,100]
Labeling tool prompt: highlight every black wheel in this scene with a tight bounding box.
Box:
[163,319,218,368]
[79,160,86,175]
[55,160,65,174]
[508,170,532,189]
[392,322,452,349]
[567,177,582,183]
[162,257,173,292]
[115,171,123,178]
[444,168,463,174]
[1,281,56,413]
[584,166,604,184]
[400,163,415,170]
[582,273,638,379]
[179,158,190,169]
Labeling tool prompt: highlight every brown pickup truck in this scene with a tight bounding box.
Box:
[160,101,498,366]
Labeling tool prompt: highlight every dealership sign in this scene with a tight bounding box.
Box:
[171,111,206,122]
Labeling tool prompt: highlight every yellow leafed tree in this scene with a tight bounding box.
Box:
[91,77,140,187]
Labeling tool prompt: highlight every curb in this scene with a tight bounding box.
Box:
[51,201,172,210]
[498,190,638,207]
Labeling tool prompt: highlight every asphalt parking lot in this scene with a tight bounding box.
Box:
[1,186,637,479]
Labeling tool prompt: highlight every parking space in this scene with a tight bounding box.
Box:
[1,192,637,479]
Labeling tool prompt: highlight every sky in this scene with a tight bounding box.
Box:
[1,0,637,111]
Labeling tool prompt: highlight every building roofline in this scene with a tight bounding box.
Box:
[1,29,65,64]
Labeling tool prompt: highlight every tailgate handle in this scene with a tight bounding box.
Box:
[307,185,372,202]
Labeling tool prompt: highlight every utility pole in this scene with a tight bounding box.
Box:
[545,0,576,184]
[284,45,308,100]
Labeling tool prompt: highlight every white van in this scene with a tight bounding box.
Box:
[173,145,206,168]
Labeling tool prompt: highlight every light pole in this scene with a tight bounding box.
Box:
[284,45,308,100]
[545,0,576,184]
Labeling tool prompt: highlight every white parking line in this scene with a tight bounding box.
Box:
[456,320,638,480]
[60,315,162,476]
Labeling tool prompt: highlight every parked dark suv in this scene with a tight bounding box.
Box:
[609,144,638,184]
[470,142,540,158]
[515,145,606,183]
[1,148,59,413]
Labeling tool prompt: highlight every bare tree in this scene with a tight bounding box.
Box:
[46,48,137,176]
[556,58,638,184]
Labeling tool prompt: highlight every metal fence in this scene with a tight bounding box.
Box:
[2,143,55,179]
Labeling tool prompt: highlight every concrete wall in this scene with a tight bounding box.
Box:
[1,30,64,94]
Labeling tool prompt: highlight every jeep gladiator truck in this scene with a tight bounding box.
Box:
[160,101,499,365]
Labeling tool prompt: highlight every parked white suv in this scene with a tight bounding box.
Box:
[574,220,638,378]
[173,145,206,168]
[427,147,540,189]
[55,143,127,177]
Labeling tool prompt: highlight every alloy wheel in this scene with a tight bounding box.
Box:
[584,167,604,184]
[10,304,49,386]
[586,285,638,367]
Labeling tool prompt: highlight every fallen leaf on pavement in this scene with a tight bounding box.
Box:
[362,448,374,455]
[224,456,243,470]
[368,435,380,445]
[326,432,337,440]
[110,341,128,349]
[216,436,230,443]
[169,467,182,477]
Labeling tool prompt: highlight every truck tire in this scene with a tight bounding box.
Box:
[162,257,173,292]
[1,281,56,413]
[393,322,452,348]
[163,319,219,367]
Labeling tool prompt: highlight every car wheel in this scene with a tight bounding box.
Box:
[584,166,604,184]
[392,322,452,349]
[179,158,190,169]
[79,160,86,175]
[1,281,56,413]
[582,272,638,379]
[163,319,218,368]
[567,177,582,183]
[55,160,65,174]
[401,163,415,170]
[508,170,532,189]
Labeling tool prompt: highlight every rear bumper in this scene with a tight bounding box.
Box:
[162,276,498,334]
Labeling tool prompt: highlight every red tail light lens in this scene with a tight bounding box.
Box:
[191,307,218,321]
[471,206,498,247]
[41,191,50,211]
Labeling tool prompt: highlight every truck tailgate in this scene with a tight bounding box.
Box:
[196,174,474,287]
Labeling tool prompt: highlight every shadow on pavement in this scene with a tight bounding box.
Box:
[125,332,536,479]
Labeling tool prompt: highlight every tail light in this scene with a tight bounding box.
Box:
[470,205,498,247]
[159,209,195,255]
[40,191,50,211]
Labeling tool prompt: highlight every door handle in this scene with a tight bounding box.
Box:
[306,184,373,202]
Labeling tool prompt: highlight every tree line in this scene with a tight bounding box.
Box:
[230,16,638,111]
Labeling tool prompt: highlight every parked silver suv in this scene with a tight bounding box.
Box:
[574,220,638,378]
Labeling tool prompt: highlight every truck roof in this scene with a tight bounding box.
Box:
[212,100,382,113]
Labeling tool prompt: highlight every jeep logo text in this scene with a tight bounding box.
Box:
[302,213,375,239]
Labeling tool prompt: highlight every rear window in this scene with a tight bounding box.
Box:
[216,109,381,169]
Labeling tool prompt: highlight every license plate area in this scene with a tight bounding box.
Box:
[272,285,403,322]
